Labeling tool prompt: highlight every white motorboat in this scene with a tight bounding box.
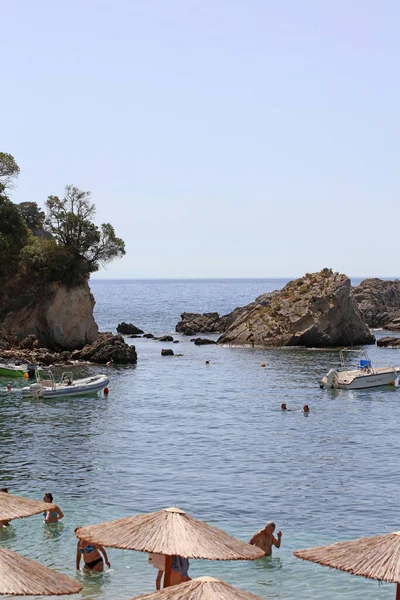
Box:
[320,350,400,390]
[21,369,110,398]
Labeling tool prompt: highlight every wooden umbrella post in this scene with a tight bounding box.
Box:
[396,582,400,600]
[163,555,173,588]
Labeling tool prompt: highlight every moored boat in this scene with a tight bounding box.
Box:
[0,362,40,379]
[21,370,110,398]
[320,350,400,390]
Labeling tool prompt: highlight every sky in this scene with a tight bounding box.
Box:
[1,0,399,278]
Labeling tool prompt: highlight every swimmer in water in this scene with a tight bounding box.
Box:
[43,493,64,523]
[76,529,110,573]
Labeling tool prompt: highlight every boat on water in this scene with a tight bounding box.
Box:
[21,369,110,398]
[0,362,41,379]
[320,350,400,390]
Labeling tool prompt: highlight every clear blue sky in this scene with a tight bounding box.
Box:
[2,1,399,278]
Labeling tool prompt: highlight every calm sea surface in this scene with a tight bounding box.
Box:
[1,278,400,600]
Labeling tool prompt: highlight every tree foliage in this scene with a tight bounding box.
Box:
[0,153,20,188]
[18,202,47,236]
[46,185,125,274]
[0,185,28,277]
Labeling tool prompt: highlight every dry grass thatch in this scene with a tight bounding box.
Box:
[0,547,82,596]
[294,532,400,583]
[76,507,264,560]
[0,491,57,521]
[128,576,263,600]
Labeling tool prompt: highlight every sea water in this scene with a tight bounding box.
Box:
[0,278,399,600]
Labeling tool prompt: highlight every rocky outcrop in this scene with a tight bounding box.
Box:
[176,312,223,335]
[157,335,174,342]
[218,269,375,348]
[175,300,271,336]
[161,349,174,356]
[0,332,137,366]
[117,322,144,335]
[384,317,400,331]
[193,338,217,345]
[352,279,400,328]
[0,281,98,350]
[377,337,400,347]
[72,333,137,363]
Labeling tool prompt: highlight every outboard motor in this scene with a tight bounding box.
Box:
[321,369,338,389]
[27,365,36,379]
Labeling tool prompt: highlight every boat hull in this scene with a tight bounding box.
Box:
[21,376,110,398]
[0,366,25,378]
[337,371,399,390]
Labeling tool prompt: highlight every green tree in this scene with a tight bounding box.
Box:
[45,185,125,274]
[0,185,29,277]
[18,202,47,236]
[0,153,20,188]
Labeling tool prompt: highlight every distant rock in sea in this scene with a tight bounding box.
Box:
[117,322,144,335]
[376,336,400,347]
[352,278,400,329]
[217,269,375,348]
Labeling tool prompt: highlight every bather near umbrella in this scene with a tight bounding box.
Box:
[0,491,57,523]
[76,506,264,587]
[294,531,400,599]
[128,575,264,600]
[0,546,82,596]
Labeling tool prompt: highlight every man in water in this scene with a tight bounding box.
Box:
[249,521,282,555]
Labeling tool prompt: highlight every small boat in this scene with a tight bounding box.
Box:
[21,369,110,398]
[320,350,400,390]
[0,362,40,379]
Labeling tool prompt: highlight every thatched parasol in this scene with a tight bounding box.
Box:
[0,491,57,522]
[76,507,264,587]
[128,576,263,600]
[294,531,400,599]
[0,546,82,596]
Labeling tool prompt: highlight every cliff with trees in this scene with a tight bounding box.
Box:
[0,152,125,349]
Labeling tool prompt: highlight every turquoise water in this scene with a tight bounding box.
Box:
[1,278,400,600]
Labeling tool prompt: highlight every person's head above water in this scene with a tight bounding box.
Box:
[265,521,275,532]
[281,403,287,410]
[43,492,53,503]
[303,405,310,413]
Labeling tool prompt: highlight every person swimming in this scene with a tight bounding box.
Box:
[43,493,64,523]
[76,529,110,573]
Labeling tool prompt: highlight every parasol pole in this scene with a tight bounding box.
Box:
[396,582,400,600]
[163,555,172,588]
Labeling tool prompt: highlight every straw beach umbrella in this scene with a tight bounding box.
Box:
[128,575,264,600]
[0,546,82,596]
[294,531,400,599]
[0,491,57,522]
[76,507,264,587]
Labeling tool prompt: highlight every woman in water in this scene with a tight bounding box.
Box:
[76,531,111,573]
[43,493,64,523]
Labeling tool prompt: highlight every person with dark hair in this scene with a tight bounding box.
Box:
[249,522,282,555]
[75,528,110,573]
[0,488,10,527]
[43,493,64,524]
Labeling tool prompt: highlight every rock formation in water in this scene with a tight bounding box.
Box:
[71,333,137,363]
[0,281,98,350]
[352,278,400,328]
[217,269,375,347]
[0,331,137,365]
[376,337,400,347]
[117,322,144,335]
[175,299,272,336]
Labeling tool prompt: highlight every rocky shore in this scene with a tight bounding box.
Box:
[176,269,380,348]
[0,332,137,366]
